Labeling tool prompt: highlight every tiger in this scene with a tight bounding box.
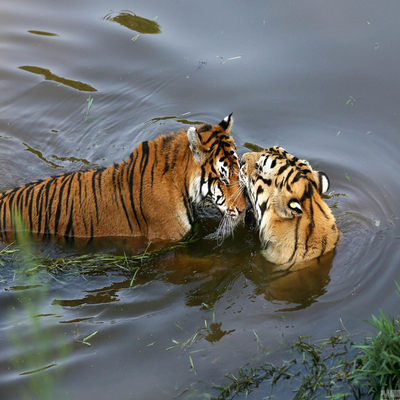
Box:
[0,114,246,244]
[240,146,340,267]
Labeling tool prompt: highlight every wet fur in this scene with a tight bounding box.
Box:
[240,147,339,266]
[0,116,246,243]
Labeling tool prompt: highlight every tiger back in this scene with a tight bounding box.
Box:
[0,115,246,244]
[240,146,339,267]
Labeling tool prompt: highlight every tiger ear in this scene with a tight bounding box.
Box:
[187,126,204,162]
[318,171,330,194]
[218,113,233,133]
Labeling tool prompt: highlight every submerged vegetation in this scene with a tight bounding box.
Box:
[0,227,199,275]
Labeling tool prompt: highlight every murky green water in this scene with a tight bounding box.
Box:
[1,1,400,398]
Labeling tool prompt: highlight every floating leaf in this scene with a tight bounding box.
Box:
[189,355,195,370]
[346,96,356,106]
[80,330,98,346]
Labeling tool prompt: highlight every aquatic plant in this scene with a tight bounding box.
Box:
[353,282,400,397]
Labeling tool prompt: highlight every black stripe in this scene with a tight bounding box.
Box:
[169,145,179,172]
[23,184,34,208]
[64,199,74,239]
[256,185,264,199]
[0,200,4,239]
[202,130,220,145]
[77,171,83,205]
[287,217,300,263]
[200,165,206,194]
[259,200,268,216]
[111,164,119,205]
[151,143,157,187]
[285,169,294,192]
[196,124,212,133]
[207,174,214,196]
[139,141,149,228]
[315,199,329,219]
[317,236,327,262]
[301,182,314,201]
[92,170,100,223]
[304,199,315,256]
[15,188,25,215]
[45,180,58,237]
[182,180,193,226]
[25,185,36,231]
[7,189,18,233]
[277,164,289,175]
[258,177,271,186]
[2,199,7,240]
[97,168,105,197]
[161,136,172,176]
[42,179,54,236]
[291,172,303,185]
[64,173,74,212]
[54,174,73,235]
[128,154,141,230]
[35,184,45,233]
[119,164,133,232]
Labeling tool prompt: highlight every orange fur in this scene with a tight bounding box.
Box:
[240,147,339,266]
[0,116,246,244]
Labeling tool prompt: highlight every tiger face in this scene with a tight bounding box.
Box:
[240,147,339,266]
[187,114,246,234]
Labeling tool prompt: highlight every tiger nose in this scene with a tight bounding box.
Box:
[226,206,245,217]
[236,205,245,215]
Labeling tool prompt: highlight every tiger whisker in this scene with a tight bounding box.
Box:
[214,212,235,246]
[226,185,245,204]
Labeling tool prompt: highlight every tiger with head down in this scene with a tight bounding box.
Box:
[240,146,340,267]
[0,114,246,244]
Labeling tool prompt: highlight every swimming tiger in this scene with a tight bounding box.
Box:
[0,114,246,243]
[240,146,339,267]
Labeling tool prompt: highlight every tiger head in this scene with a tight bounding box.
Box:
[187,114,246,236]
[240,146,339,266]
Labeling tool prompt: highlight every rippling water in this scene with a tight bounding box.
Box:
[1,0,400,399]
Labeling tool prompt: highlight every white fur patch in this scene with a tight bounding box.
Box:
[256,154,276,178]
[187,126,203,162]
[320,173,330,193]
[216,159,229,182]
[189,177,202,203]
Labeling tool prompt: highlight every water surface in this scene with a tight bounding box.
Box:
[1,0,400,398]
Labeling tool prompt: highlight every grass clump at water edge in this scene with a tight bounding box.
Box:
[352,282,400,397]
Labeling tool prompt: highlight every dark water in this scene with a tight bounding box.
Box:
[1,1,400,398]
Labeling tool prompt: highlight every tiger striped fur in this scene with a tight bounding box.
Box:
[0,114,246,243]
[240,147,339,266]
